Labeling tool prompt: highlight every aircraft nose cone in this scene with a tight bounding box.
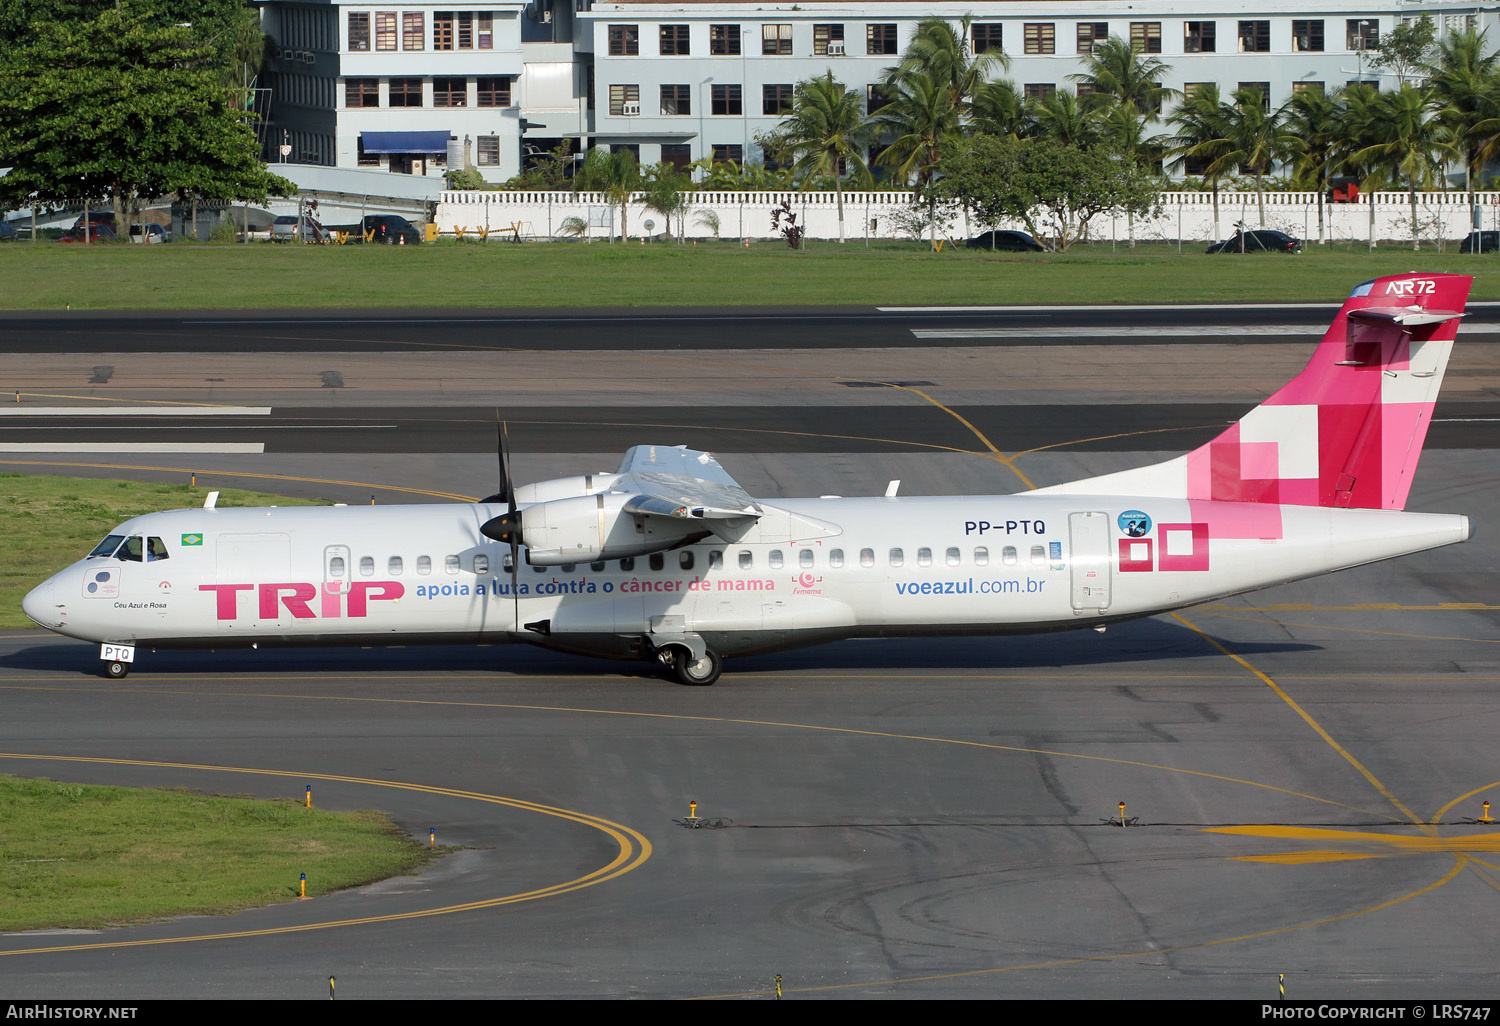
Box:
[22,579,64,629]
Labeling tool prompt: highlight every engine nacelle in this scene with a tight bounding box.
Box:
[521,493,702,565]
[513,474,620,504]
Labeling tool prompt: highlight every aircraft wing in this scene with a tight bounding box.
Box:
[613,445,763,522]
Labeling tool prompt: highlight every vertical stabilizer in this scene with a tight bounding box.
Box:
[1036,273,1470,510]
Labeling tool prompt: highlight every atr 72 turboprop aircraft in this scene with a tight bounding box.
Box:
[22,273,1475,685]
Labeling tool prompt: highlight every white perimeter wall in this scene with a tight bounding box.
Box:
[439,189,1500,244]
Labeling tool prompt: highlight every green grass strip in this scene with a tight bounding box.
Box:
[0,774,437,932]
[2,241,1498,309]
[2,474,328,630]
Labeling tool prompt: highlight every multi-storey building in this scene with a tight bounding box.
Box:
[256,1,1499,185]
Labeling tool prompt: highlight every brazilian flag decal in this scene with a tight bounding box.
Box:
[181,534,203,546]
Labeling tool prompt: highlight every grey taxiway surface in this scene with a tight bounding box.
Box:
[2,305,1499,999]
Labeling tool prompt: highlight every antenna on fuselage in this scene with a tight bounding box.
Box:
[203,491,219,509]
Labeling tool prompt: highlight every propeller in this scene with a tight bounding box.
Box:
[478,417,521,633]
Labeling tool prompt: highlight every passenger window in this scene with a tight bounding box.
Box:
[561,563,575,573]
[649,553,664,571]
[88,534,125,559]
[946,546,960,566]
[445,554,460,574]
[117,536,144,562]
[917,547,932,567]
[769,549,784,569]
[889,548,904,567]
[591,560,606,572]
[1003,546,1018,566]
[708,550,723,570]
[1031,545,1047,566]
[533,562,545,572]
[388,556,403,575]
[474,555,489,574]
[146,537,170,561]
[974,547,989,566]
[799,549,814,569]
[680,551,694,570]
[360,555,375,575]
[416,555,431,575]
[859,548,874,567]
[502,554,514,573]
[329,556,346,577]
[829,549,844,568]
[738,550,753,569]
[620,556,635,571]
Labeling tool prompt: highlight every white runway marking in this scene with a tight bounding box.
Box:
[0,407,271,416]
[0,443,266,453]
[911,324,1320,339]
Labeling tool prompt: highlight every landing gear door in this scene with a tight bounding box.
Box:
[1069,512,1112,614]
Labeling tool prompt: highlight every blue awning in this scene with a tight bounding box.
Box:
[360,131,452,154]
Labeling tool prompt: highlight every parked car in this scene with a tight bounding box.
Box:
[56,223,117,243]
[327,214,423,244]
[1206,229,1301,254]
[128,223,172,244]
[0,222,18,242]
[270,215,329,243]
[1459,230,1499,253]
[73,212,117,231]
[966,229,1045,252]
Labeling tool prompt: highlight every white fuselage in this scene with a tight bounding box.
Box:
[23,495,1471,661]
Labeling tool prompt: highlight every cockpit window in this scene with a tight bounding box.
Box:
[117,536,144,562]
[87,534,125,559]
[146,537,170,561]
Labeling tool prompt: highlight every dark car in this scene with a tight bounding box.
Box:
[1459,230,1499,253]
[56,223,117,243]
[0,221,18,242]
[73,212,117,230]
[1206,229,1301,254]
[966,229,1045,252]
[366,215,422,244]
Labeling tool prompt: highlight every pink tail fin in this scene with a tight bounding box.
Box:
[1037,273,1469,511]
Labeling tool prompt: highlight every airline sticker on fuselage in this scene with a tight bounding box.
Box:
[181,534,203,546]
[1118,511,1152,537]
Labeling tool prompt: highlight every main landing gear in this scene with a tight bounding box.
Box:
[103,660,129,679]
[659,644,723,686]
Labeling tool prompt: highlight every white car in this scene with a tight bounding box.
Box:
[270,215,328,243]
[128,224,172,244]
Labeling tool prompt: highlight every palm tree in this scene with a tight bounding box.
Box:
[642,161,692,242]
[1426,29,1500,228]
[872,69,960,249]
[778,72,873,243]
[1167,83,1231,240]
[1028,90,1101,146]
[1070,36,1175,119]
[573,146,640,241]
[1347,84,1459,250]
[1200,87,1298,228]
[969,78,1029,139]
[888,16,1009,124]
[1282,87,1348,245]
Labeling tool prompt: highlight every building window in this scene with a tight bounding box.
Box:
[608,24,638,56]
[1076,22,1107,54]
[1238,21,1270,52]
[1291,81,1325,96]
[763,83,793,115]
[866,23,897,55]
[455,11,472,48]
[477,13,492,49]
[711,83,742,115]
[711,144,742,165]
[1184,21,1215,53]
[814,24,845,56]
[609,83,640,116]
[660,84,690,115]
[865,83,887,115]
[357,138,380,166]
[1239,82,1271,110]
[433,76,466,107]
[662,143,692,169]
[477,136,500,166]
[433,12,452,50]
[402,11,424,50]
[763,24,792,55]
[1024,24,1054,55]
[389,77,421,107]
[374,12,396,50]
[1024,83,1056,100]
[710,24,740,55]
[1348,19,1379,50]
[971,23,1002,54]
[1293,20,1325,52]
[660,24,689,55]
[345,77,379,107]
[348,12,370,51]
[477,76,510,107]
[1130,22,1161,54]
